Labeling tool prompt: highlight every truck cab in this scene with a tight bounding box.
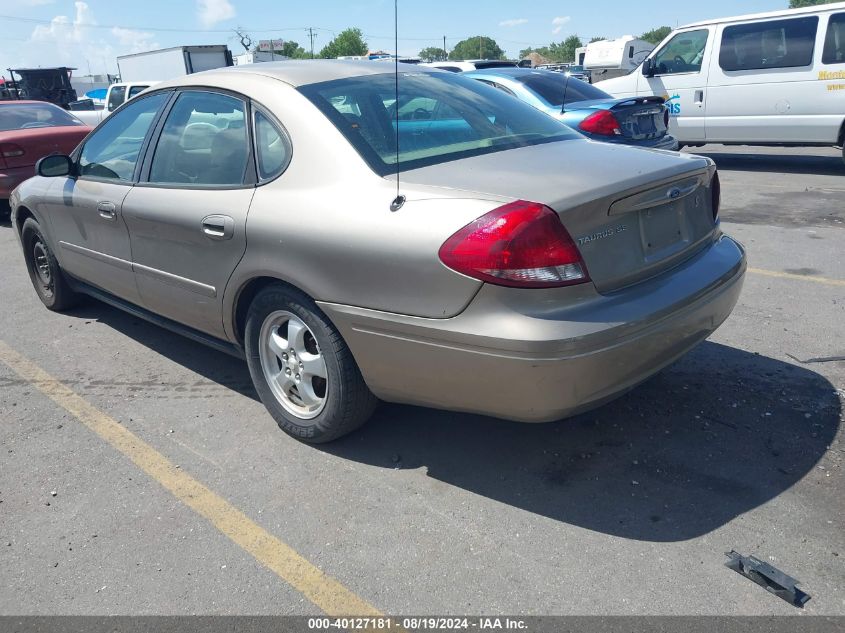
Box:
[70,81,157,126]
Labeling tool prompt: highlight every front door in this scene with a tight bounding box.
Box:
[46,92,170,303]
[122,90,255,339]
[637,28,713,142]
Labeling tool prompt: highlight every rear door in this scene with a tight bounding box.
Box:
[637,28,713,142]
[122,89,256,338]
[45,92,169,303]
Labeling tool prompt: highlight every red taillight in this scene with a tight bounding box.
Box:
[0,143,25,158]
[578,110,622,136]
[711,172,721,223]
[438,200,590,288]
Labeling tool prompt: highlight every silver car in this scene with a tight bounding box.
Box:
[10,61,746,443]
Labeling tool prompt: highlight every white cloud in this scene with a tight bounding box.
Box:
[551,16,571,35]
[111,26,157,54]
[499,18,528,28]
[196,0,236,27]
[1,2,159,75]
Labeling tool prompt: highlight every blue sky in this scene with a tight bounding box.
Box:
[0,0,787,75]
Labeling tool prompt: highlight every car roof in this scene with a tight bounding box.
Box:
[0,100,63,107]
[464,68,556,78]
[155,60,436,90]
[679,1,845,29]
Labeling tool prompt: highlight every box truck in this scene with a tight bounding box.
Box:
[117,45,233,83]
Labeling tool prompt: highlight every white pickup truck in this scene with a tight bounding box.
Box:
[71,81,158,126]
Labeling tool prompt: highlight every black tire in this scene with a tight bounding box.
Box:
[244,283,377,443]
[21,217,81,311]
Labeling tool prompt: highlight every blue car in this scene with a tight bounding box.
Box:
[464,68,677,150]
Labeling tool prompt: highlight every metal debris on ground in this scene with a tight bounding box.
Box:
[725,550,811,608]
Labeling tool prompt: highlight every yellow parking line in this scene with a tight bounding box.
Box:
[0,340,380,617]
[748,267,845,287]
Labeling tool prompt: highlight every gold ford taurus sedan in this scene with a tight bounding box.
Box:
[10,61,745,443]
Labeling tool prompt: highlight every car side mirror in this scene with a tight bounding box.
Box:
[37,154,73,178]
[643,58,655,78]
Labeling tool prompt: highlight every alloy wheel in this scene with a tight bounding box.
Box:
[258,310,328,419]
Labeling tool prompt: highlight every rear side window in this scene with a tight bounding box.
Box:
[149,91,248,187]
[823,13,845,64]
[720,17,818,71]
[254,110,291,180]
[107,85,126,112]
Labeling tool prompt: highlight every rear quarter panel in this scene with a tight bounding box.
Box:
[214,73,504,341]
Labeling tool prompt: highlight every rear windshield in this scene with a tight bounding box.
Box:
[514,71,610,107]
[298,72,578,176]
[0,102,84,131]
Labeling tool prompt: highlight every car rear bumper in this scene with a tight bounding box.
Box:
[319,234,746,422]
[0,165,34,199]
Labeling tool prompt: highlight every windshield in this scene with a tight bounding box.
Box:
[299,72,579,176]
[0,102,84,132]
[513,71,610,107]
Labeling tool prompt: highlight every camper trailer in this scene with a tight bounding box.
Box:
[584,36,655,82]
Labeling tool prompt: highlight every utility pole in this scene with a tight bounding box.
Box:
[306,27,317,58]
[443,35,446,61]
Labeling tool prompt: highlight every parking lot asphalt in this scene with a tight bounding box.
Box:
[0,145,843,616]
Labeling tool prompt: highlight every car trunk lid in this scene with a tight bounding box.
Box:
[398,138,718,293]
[571,96,667,141]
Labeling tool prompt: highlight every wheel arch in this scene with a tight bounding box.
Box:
[14,204,36,237]
[229,275,324,347]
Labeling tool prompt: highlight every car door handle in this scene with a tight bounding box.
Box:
[201,214,234,240]
[97,201,116,219]
[694,89,704,105]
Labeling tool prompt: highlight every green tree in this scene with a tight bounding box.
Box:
[548,35,582,62]
[589,37,606,43]
[640,26,672,45]
[520,37,583,63]
[789,0,837,6]
[449,36,505,60]
[419,46,447,61]
[319,28,368,58]
[280,40,308,59]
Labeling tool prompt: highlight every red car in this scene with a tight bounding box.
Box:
[1,101,91,217]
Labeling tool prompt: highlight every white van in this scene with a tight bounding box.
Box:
[598,3,845,162]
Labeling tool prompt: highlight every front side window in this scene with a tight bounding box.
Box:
[651,29,710,75]
[79,92,168,181]
[720,17,818,71]
[299,72,578,176]
[254,110,291,180]
[823,13,845,64]
[107,85,126,112]
[149,91,248,186]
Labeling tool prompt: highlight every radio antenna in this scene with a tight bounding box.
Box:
[560,70,571,114]
[390,0,405,212]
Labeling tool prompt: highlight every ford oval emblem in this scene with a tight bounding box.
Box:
[668,187,682,200]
